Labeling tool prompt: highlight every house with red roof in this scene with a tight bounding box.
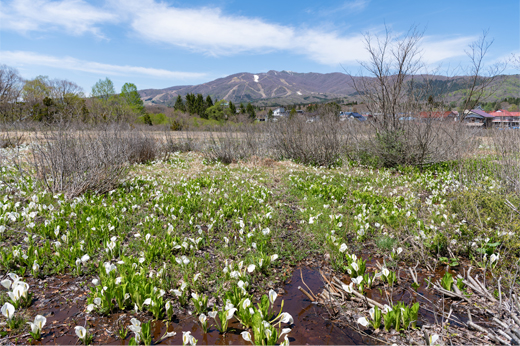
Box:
[488,109,520,128]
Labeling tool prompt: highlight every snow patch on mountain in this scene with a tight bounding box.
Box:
[254,75,259,83]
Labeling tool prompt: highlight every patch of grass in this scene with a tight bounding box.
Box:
[376,235,397,251]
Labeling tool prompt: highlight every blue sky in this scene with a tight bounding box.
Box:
[0,0,518,95]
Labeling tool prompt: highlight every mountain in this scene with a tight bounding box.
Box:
[138,71,520,106]
[139,70,361,106]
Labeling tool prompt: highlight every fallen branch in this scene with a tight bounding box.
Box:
[298,286,315,302]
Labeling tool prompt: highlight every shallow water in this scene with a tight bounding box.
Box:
[18,267,370,345]
[11,260,484,345]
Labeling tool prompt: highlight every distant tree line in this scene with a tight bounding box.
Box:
[455,97,520,113]
[306,102,341,113]
[0,64,145,124]
[172,94,257,120]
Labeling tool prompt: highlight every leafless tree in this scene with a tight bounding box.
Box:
[49,79,84,100]
[458,30,507,118]
[347,26,498,167]
[0,65,24,121]
[352,25,425,130]
[510,53,520,72]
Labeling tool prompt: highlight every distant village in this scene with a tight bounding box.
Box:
[259,106,520,129]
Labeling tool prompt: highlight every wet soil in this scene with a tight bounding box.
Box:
[1,253,490,346]
[323,253,493,346]
[3,268,372,345]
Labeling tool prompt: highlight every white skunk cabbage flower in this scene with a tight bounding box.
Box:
[241,331,252,342]
[279,312,294,324]
[226,308,237,320]
[341,283,354,293]
[182,331,195,345]
[382,268,390,277]
[75,326,87,339]
[1,302,15,319]
[27,315,46,333]
[129,318,141,334]
[242,298,251,309]
[351,276,363,285]
[269,289,277,304]
[1,279,12,290]
[357,316,369,327]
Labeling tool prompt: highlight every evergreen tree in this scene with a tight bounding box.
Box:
[246,103,256,119]
[196,93,207,118]
[143,113,153,126]
[239,103,246,114]
[205,95,214,108]
[174,95,186,112]
[185,93,196,114]
[229,101,237,115]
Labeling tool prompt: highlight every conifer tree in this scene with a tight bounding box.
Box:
[229,101,237,115]
[205,95,213,108]
[196,94,207,118]
[185,93,196,114]
[174,95,186,112]
[246,103,256,119]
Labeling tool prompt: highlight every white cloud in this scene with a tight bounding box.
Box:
[117,0,293,56]
[111,0,371,64]
[112,0,472,66]
[291,29,370,65]
[304,0,369,17]
[0,0,116,37]
[421,36,478,64]
[0,51,207,79]
[341,0,371,12]
[0,0,476,67]
[324,0,370,15]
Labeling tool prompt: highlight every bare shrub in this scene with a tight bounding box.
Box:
[163,131,199,153]
[489,129,520,194]
[203,134,244,164]
[126,131,161,164]
[347,120,479,167]
[29,128,132,198]
[0,131,26,149]
[202,124,264,164]
[268,113,345,167]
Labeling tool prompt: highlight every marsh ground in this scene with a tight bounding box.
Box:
[1,150,519,345]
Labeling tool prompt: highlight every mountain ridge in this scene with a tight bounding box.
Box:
[138,71,520,106]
